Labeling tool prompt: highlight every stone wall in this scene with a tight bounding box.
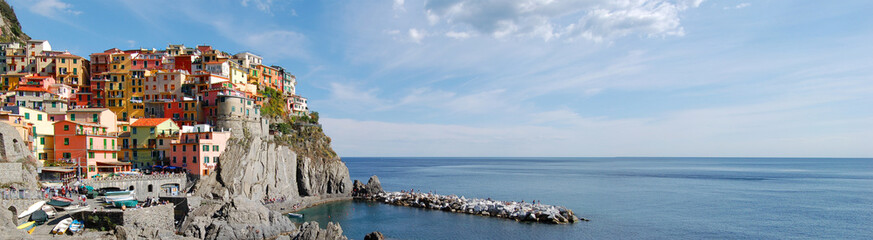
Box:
[0,163,23,183]
[82,176,187,201]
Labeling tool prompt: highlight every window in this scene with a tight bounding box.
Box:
[132,128,137,134]
[88,152,95,158]
[149,127,155,134]
[123,126,127,131]
[159,139,163,145]
[213,145,218,151]
[71,114,76,121]
[24,113,29,120]
[112,153,116,158]
[37,114,42,121]
[173,145,177,151]
[40,137,45,145]
[104,139,107,149]
[64,125,69,131]
[89,139,93,149]
[63,153,71,158]
[182,145,186,151]
[203,145,209,151]
[183,156,187,163]
[92,114,98,122]
[193,158,198,163]
[204,157,209,163]
[64,138,69,145]
[52,102,56,108]
[173,157,176,163]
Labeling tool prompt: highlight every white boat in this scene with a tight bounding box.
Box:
[42,205,57,218]
[287,213,304,218]
[51,217,73,234]
[63,206,90,214]
[104,194,135,203]
[17,201,46,219]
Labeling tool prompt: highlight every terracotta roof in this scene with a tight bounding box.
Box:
[131,118,172,127]
[13,86,49,92]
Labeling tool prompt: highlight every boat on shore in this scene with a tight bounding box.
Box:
[111,200,138,208]
[51,217,73,235]
[42,205,57,218]
[62,206,90,214]
[17,201,46,219]
[287,213,304,218]
[47,199,72,207]
[104,190,133,196]
[68,220,84,234]
[104,194,135,203]
[52,196,74,202]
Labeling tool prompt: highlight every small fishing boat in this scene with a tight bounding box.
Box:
[46,199,72,207]
[51,218,73,234]
[63,206,91,214]
[104,194,136,203]
[52,196,74,202]
[112,200,138,208]
[29,209,48,225]
[27,224,37,234]
[42,205,57,218]
[17,201,46,219]
[287,213,304,218]
[16,221,35,229]
[68,220,84,234]
[104,190,133,196]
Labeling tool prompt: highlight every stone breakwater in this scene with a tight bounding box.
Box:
[369,192,587,224]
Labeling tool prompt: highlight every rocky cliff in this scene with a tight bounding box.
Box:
[184,117,352,239]
[0,122,39,190]
[193,118,352,202]
[0,0,29,43]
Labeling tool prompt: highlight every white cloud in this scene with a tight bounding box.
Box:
[29,0,82,18]
[724,3,751,10]
[241,0,274,14]
[126,40,136,48]
[445,31,472,39]
[408,28,426,43]
[393,0,406,12]
[419,0,703,42]
[242,30,308,59]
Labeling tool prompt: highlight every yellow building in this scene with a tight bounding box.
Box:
[105,52,133,120]
[0,106,53,164]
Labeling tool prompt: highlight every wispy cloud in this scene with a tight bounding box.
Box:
[28,0,82,18]
[419,0,704,42]
[241,0,274,14]
[725,3,751,10]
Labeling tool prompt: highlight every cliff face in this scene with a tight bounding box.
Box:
[0,122,39,190]
[184,118,352,239]
[194,118,352,202]
[0,0,29,43]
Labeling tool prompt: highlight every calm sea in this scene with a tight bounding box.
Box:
[291,157,873,239]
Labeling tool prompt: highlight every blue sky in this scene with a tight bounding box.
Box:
[11,0,873,157]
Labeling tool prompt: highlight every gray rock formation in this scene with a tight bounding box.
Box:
[183,197,297,240]
[116,204,196,240]
[183,116,353,240]
[0,122,39,190]
[291,222,347,240]
[363,231,385,240]
[353,175,384,198]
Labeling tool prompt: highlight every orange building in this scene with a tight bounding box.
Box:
[53,120,128,178]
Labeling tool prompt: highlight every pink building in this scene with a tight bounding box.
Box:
[53,120,127,178]
[169,125,229,176]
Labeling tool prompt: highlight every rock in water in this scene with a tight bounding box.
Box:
[363,231,385,240]
[353,175,384,198]
[366,176,384,194]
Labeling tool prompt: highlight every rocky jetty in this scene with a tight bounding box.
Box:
[363,231,385,240]
[367,191,585,224]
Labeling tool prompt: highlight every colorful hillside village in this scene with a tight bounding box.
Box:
[0,39,310,180]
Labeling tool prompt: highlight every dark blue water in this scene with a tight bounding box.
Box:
[292,157,873,239]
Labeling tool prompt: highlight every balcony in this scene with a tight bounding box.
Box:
[131,143,157,149]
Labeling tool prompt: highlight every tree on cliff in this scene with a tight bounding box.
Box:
[0,0,30,43]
